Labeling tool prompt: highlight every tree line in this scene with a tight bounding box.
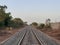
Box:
[30,18,51,29]
[0,5,24,29]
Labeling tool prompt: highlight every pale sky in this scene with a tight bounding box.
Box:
[0,0,60,24]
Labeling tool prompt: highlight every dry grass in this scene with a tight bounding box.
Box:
[41,28,60,41]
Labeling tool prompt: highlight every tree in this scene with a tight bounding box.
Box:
[37,23,45,29]
[4,15,12,27]
[24,22,28,26]
[45,18,51,28]
[0,5,12,27]
[31,22,38,26]
[11,18,24,28]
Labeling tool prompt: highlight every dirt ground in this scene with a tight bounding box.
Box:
[0,28,22,42]
[40,28,60,41]
[0,27,60,43]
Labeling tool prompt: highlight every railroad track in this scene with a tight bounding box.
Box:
[32,27,60,45]
[0,28,27,45]
[19,29,41,45]
[0,26,60,45]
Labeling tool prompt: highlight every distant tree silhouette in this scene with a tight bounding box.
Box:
[37,23,45,29]
[46,18,51,28]
[31,22,38,26]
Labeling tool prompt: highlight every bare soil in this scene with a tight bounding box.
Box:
[40,28,60,41]
[0,28,22,42]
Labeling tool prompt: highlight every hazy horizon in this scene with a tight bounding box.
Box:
[0,0,60,24]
